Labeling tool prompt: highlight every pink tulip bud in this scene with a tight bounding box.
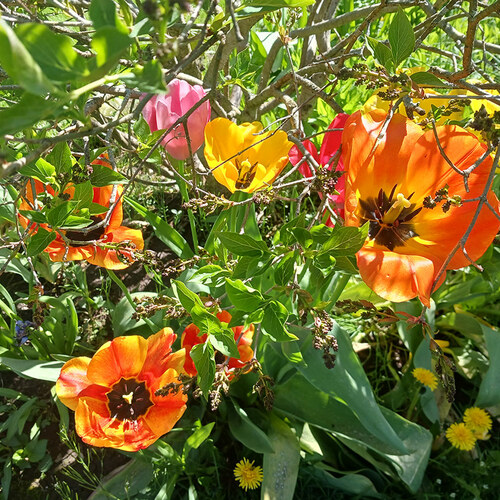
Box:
[142,79,211,160]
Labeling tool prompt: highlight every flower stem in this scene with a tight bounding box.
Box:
[175,160,198,252]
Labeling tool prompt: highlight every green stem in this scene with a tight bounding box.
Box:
[176,160,198,252]
[406,389,421,420]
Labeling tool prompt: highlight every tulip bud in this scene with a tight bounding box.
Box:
[142,79,211,160]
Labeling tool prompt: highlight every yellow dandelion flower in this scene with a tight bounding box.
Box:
[412,367,438,391]
[463,407,492,434]
[446,423,477,451]
[234,458,263,491]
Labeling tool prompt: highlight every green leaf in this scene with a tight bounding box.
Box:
[262,415,300,500]
[291,227,313,248]
[47,201,76,228]
[0,93,65,136]
[225,278,265,312]
[19,158,56,184]
[171,280,204,313]
[19,210,48,225]
[125,197,194,258]
[16,23,88,82]
[72,181,94,209]
[122,60,167,92]
[320,224,368,256]
[90,26,131,71]
[183,422,215,459]
[0,18,55,95]
[60,215,93,229]
[388,9,415,67]
[46,143,74,174]
[0,358,63,382]
[274,252,296,286]
[261,301,298,342]
[89,459,154,500]
[298,323,408,454]
[228,401,274,453]
[476,324,500,407]
[89,0,128,32]
[410,71,446,87]
[26,228,57,256]
[190,342,215,398]
[367,37,394,72]
[217,231,269,257]
[90,163,126,186]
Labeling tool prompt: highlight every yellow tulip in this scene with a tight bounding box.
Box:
[204,118,292,193]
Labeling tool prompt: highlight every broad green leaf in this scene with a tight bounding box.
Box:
[228,401,274,454]
[298,323,407,454]
[26,228,56,256]
[183,422,215,459]
[388,9,415,67]
[125,197,194,258]
[476,324,500,407]
[261,301,297,342]
[190,342,215,397]
[90,163,126,186]
[274,252,296,286]
[272,370,431,491]
[320,224,368,256]
[225,278,265,312]
[89,459,154,500]
[16,23,88,82]
[261,415,300,500]
[217,231,269,257]
[91,26,131,70]
[18,210,47,224]
[171,280,204,313]
[0,18,55,95]
[60,215,93,229]
[46,143,74,174]
[72,181,94,209]
[19,158,56,184]
[0,358,63,382]
[0,93,65,136]
[47,201,76,228]
[367,37,394,72]
[291,227,313,248]
[410,72,446,87]
[0,185,17,223]
[89,0,128,32]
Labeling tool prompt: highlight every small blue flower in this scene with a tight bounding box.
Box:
[14,320,35,346]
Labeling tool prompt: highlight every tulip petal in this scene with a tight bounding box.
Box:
[84,226,144,270]
[356,247,444,307]
[56,357,92,410]
[319,113,349,168]
[87,336,148,387]
[139,328,176,379]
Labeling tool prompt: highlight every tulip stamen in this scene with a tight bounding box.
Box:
[107,377,153,421]
[358,185,420,251]
[235,159,258,189]
[382,193,412,224]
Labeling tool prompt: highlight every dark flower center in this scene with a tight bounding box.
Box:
[358,185,422,251]
[106,377,153,421]
[64,216,106,247]
[235,159,258,189]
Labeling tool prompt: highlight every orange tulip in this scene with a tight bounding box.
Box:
[19,156,143,269]
[342,109,500,306]
[56,329,187,452]
[181,310,254,377]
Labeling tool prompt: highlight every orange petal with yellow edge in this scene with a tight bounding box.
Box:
[56,357,92,411]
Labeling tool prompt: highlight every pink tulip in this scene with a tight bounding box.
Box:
[142,79,211,160]
[289,113,349,224]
